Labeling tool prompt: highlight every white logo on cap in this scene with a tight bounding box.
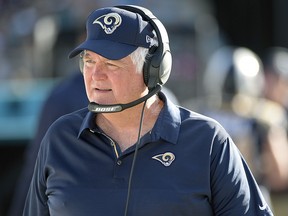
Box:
[146,35,152,45]
[93,12,122,34]
[146,35,158,48]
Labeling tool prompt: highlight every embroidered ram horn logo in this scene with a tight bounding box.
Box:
[152,152,175,167]
[93,12,122,34]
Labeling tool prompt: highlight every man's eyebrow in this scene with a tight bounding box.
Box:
[82,52,91,58]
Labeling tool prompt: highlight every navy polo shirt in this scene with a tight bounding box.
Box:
[23,92,273,216]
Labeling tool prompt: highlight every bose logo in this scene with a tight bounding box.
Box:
[93,107,119,112]
[88,103,123,113]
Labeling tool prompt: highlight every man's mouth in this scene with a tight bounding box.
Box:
[96,88,111,91]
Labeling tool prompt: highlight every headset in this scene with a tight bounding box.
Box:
[117,5,172,89]
[80,5,172,90]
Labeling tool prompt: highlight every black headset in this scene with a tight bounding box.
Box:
[80,5,172,90]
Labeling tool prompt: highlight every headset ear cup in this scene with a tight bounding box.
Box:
[158,48,172,85]
[110,5,172,89]
[143,46,158,88]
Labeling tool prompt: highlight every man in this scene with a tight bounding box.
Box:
[23,5,273,215]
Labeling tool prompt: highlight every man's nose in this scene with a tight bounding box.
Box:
[91,63,107,80]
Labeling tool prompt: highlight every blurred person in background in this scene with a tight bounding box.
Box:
[7,72,88,216]
[262,46,288,215]
[6,8,89,215]
[263,47,288,116]
[183,46,288,208]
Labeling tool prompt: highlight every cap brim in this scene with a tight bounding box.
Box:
[68,40,138,60]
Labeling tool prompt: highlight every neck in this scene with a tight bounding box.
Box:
[96,95,163,151]
[97,94,161,127]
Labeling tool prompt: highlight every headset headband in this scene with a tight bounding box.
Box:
[115,5,172,89]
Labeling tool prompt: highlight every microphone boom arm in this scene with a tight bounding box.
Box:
[88,84,162,113]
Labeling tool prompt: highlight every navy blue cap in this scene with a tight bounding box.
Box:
[68,7,155,60]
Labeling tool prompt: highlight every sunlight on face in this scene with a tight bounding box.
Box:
[82,50,146,105]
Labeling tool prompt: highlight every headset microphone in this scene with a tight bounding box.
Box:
[88,84,161,113]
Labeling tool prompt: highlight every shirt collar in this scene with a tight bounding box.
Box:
[78,91,181,144]
[78,111,96,138]
[152,91,180,144]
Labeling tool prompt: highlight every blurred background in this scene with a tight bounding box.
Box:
[1,0,288,215]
